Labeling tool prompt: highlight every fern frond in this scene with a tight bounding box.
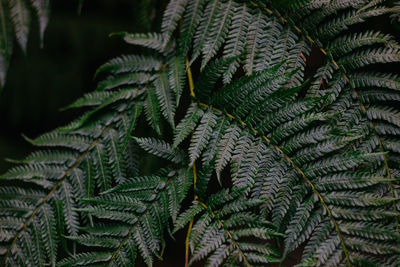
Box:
[173,103,204,147]
[179,0,206,55]
[191,0,221,63]
[200,0,234,69]
[30,0,50,46]
[314,7,394,41]
[117,32,166,52]
[95,54,162,78]
[134,137,186,163]
[168,54,186,105]
[155,70,176,128]
[327,31,395,57]
[161,0,187,47]
[175,188,282,266]
[2,0,400,266]
[222,3,250,82]
[9,0,30,52]
[0,46,159,265]
[60,165,192,266]
[0,0,14,89]
[144,85,162,135]
[189,108,218,165]
[215,124,241,180]
[194,55,239,101]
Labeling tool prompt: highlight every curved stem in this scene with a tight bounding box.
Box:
[195,101,350,266]
[184,218,194,267]
[249,0,398,235]
[198,201,251,267]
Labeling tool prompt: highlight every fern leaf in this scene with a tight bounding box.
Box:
[104,129,127,184]
[9,0,30,52]
[215,124,241,181]
[173,103,204,147]
[179,0,206,54]
[349,72,400,91]
[189,109,218,165]
[245,10,270,75]
[339,47,400,71]
[97,73,153,91]
[154,71,176,128]
[201,115,229,165]
[144,86,162,135]
[64,91,112,109]
[222,3,250,82]
[0,0,13,89]
[57,252,112,266]
[319,7,396,40]
[168,54,186,105]
[38,205,57,267]
[367,106,400,127]
[29,0,50,47]
[195,55,239,101]
[95,54,162,78]
[117,32,165,52]
[192,0,221,63]
[2,0,400,265]
[327,31,394,57]
[134,137,186,163]
[161,0,187,47]
[201,0,234,69]
[178,188,282,266]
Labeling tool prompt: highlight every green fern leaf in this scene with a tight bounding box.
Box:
[173,103,204,147]
[189,108,218,165]
[144,86,162,135]
[191,0,221,63]
[168,54,186,105]
[134,137,186,163]
[201,0,234,69]
[215,124,241,180]
[95,54,162,78]
[161,0,187,47]
[179,0,206,54]
[117,32,166,52]
[155,70,176,128]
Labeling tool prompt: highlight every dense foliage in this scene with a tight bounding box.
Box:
[1,0,400,266]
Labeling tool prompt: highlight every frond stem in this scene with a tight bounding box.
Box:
[198,201,251,267]
[186,57,195,98]
[195,100,350,266]
[184,218,194,267]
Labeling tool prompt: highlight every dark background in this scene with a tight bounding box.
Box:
[0,0,163,172]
